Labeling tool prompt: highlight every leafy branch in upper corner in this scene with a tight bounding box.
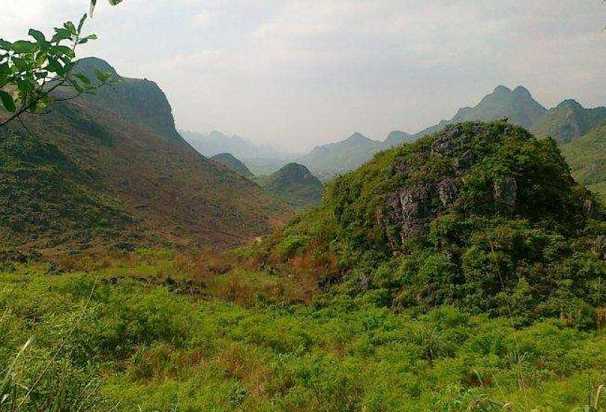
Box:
[0,1,124,128]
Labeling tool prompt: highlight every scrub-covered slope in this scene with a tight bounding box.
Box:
[260,121,605,322]
[0,58,291,252]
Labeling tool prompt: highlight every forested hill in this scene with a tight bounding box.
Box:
[256,121,605,321]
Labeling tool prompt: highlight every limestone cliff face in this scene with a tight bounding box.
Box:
[75,57,181,141]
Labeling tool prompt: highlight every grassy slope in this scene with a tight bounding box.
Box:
[1,257,606,411]
[0,129,134,250]
[561,123,606,200]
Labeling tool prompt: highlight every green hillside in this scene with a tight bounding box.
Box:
[210,153,255,179]
[259,121,604,319]
[74,58,183,141]
[259,163,324,210]
[0,128,134,250]
[561,122,606,199]
[2,122,605,411]
[0,58,292,253]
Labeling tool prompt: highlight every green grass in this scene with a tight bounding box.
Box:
[1,260,606,411]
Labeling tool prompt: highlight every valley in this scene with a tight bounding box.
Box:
[1,3,606,411]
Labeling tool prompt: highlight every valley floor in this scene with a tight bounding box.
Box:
[1,250,606,411]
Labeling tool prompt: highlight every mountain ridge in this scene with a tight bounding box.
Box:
[0,57,292,252]
[210,153,255,179]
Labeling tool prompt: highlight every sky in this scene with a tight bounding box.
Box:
[3,0,606,152]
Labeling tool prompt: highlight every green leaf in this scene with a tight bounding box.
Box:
[64,21,77,36]
[0,65,9,87]
[52,45,76,59]
[52,28,72,43]
[78,14,88,33]
[35,52,48,66]
[16,78,34,94]
[11,41,37,54]
[46,59,65,76]
[78,34,98,45]
[0,90,16,112]
[28,29,46,44]
[0,63,10,76]
[0,39,12,50]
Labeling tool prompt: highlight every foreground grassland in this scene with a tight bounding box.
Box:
[0,250,605,411]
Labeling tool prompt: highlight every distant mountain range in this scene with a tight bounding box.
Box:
[532,99,606,143]
[295,131,414,180]
[416,85,606,143]
[181,84,606,197]
[298,85,606,180]
[181,130,290,159]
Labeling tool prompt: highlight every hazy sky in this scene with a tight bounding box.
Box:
[3,1,606,152]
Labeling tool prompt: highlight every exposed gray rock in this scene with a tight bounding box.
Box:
[392,157,410,175]
[437,178,458,207]
[493,177,517,208]
[455,150,474,171]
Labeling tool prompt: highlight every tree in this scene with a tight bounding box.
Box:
[0,1,124,127]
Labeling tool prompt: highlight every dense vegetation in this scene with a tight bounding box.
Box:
[256,121,606,324]
[561,123,606,200]
[0,121,605,410]
[1,252,606,411]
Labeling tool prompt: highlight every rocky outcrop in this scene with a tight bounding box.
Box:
[376,122,595,250]
[494,177,517,209]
